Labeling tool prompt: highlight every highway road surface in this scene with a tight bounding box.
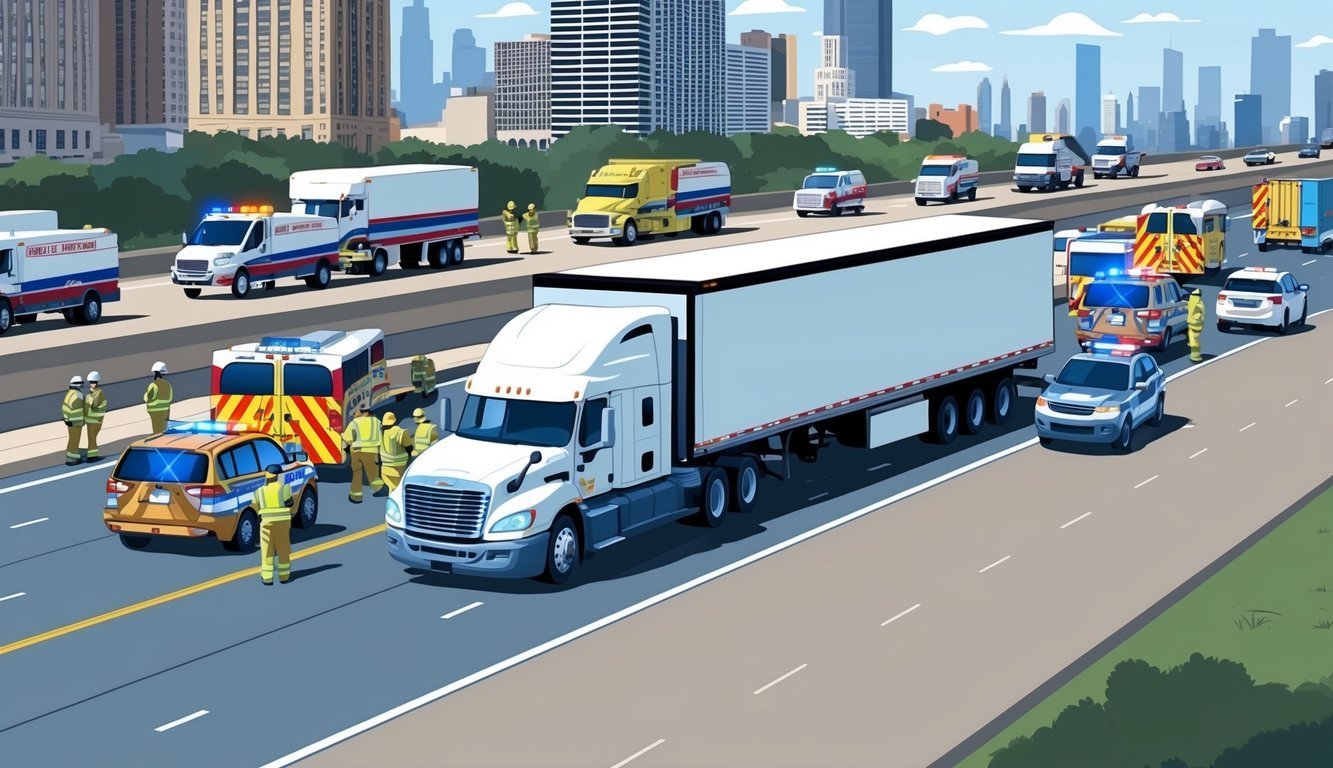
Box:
[1,150,1327,433]
[0,185,1330,765]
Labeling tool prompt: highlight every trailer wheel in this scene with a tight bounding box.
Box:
[697,468,730,528]
[718,456,760,513]
[74,292,103,325]
[304,260,332,290]
[370,249,388,276]
[184,288,202,299]
[961,388,986,435]
[447,240,465,266]
[706,212,722,234]
[989,377,1015,425]
[925,395,960,445]
[0,299,12,335]
[427,242,446,268]
[542,514,580,585]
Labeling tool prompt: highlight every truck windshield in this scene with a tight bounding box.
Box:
[585,183,639,199]
[1095,145,1126,155]
[1069,251,1129,277]
[917,165,952,176]
[1016,153,1056,168]
[456,396,577,448]
[1056,359,1129,392]
[115,448,210,484]
[802,175,840,188]
[1082,282,1149,309]
[189,220,252,247]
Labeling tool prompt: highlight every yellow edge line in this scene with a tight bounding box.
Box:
[0,523,386,658]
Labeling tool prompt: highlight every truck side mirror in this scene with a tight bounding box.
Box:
[181,232,188,245]
[1043,373,1056,385]
[438,398,454,432]
[599,407,616,449]
[260,242,267,253]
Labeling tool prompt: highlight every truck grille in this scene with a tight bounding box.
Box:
[1048,401,1096,416]
[176,259,209,274]
[916,182,943,195]
[796,193,826,208]
[404,484,489,540]
[573,214,609,229]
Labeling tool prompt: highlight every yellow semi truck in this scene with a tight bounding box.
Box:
[566,159,732,246]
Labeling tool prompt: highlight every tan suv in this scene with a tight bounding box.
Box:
[1076,270,1189,352]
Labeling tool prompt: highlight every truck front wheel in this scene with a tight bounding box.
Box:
[0,299,12,335]
[616,220,638,247]
[304,260,332,290]
[370,249,388,276]
[1074,171,1085,188]
[231,269,252,299]
[1131,165,1140,178]
[543,515,580,585]
[697,468,730,528]
[706,211,723,234]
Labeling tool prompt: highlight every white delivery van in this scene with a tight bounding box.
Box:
[915,155,981,205]
[172,205,340,299]
[0,226,120,333]
[793,167,868,216]
[1091,135,1145,179]
[1013,133,1091,192]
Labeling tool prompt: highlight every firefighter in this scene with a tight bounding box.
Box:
[502,200,520,254]
[341,404,383,503]
[379,412,412,492]
[143,361,173,434]
[61,376,86,466]
[523,203,540,254]
[1187,288,1205,363]
[411,407,440,458]
[410,353,436,396]
[85,371,108,463]
[256,464,294,585]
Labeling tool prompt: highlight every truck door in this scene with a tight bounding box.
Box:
[575,395,617,501]
[276,358,340,464]
[0,248,17,308]
[630,386,661,485]
[214,359,279,434]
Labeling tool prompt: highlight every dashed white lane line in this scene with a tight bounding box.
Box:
[609,739,666,768]
[1240,422,1256,432]
[1060,512,1092,529]
[1189,448,1209,460]
[1326,377,1333,385]
[1233,214,1254,220]
[440,601,483,620]
[754,664,807,696]
[1236,252,1249,258]
[1285,399,1299,408]
[809,492,830,501]
[1134,475,1159,489]
[867,462,892,472]
[1303,259,1319,266]
[978,555,1011,574]
[0,592,25,603]
[8,518,48,529]
[880,603,922,627]
[154,710,209,732]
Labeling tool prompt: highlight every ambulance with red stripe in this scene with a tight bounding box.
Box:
[1133,199,1228,276]
[914,155,979,205]
[0,211,119,335]
[172,204,340,299]
[794,167,868,216]
[211,330,397,466]
[289,164,480,275]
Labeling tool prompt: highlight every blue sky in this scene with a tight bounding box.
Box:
[392,1,1332,124]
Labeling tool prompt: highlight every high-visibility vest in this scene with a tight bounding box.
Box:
[413,422,440,453]
[523,212,540,233]
[144,379,173,413]
[502,211,519,235]
[85,389,108,425]
[256,479,293,522]
[62,390,85,425]
[411,358,436,387]
[1187,300,1204,331]
[381,426,410,467]
[342,415,382,451]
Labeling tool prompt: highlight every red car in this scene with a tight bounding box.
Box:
[1195,155,1225,171]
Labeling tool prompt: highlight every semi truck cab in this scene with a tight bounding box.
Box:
[567,159,731,247]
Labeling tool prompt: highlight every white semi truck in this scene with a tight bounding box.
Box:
[1091,135,1145,179]
[385,215,1056,584]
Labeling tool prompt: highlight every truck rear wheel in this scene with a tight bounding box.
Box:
[448,240,465,266]
[989,377,1015,425]
[1074,170,1085,188]
[967,188,977,201]
[74,292,103,325]
[706,212,722,234]
[542,514,580,584]
[231,269,252,299]
[924,395,960,445]
[915,198,927,206]
[697,468,729,527]
[304,260,332,290]
[0,299,12,334]
[1131,165,1139,177]
[961,388,986,435]
[718,456,760,513]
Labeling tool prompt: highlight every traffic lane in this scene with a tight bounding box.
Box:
[294,317,1333,768]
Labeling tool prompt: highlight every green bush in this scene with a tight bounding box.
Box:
[1212,716,1333,767]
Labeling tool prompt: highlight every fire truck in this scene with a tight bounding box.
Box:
[1133,200,1228,276]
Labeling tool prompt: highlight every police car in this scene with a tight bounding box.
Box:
[1216,267,1310,334]
[1076,269,1189,352]
[104,421,318,551]
[1035,347,1166,452]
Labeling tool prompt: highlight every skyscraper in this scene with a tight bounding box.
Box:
[189,0,391,151]
[0,0,102,158]
[399,0,444,127]
[495,34,551,148]
[725,43,771,136]
[1250,29,1291,144]
[1027,91,1047,133]
[98,0,188,131]
[1281,116,1309,144]
[1162,48,1184,114]
[824,0,892,98]
[1160,110,1190,152]
[742,29,796,122]
[977,78,992,137]
[1138,86,1161,151]
[1075,44,1101,150]
[453,30,487,91]
[1234,94,1263,147]
[1126,92,1136,129]
[1315,70,1333,141]
[1101,92,1118,134]
[1056,98,1071,134]
[815,36,853,100]
[652,0,725,134]
[1194,65,1222,146]
[997,76,1011,140]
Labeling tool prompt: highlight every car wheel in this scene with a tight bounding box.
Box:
[1278,309,1290,335]
[1217,320,1231,333]
[1151,394,1165,427]
[294,488,318,529]
[1131,165,1140,178]
[1299,302,1308,326]
[967,188,977,201]
[797,210,810,217]
[119,534,152,550]
[184,288,202,299]
[961,388,986,435]
[1039,436,1053,447]
[1017,186,1031,193]
[1159,327,1172,351]
[915,198,928,206]
[231,269,252,299]
[542,515,580,585]
[1113,419,1134,453]
[696,467,730,528]
[1074,171,1085,188]
[223,510,259,552]
[988,378,1015,425]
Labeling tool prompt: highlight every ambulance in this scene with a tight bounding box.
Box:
[567,159,732,246]
[211,330,406,465]
[1133,199,1228,276]
[1065,233,1136,314]
[0,215,120,335]
[173,204,340,299]
[914,155,980,205]
[794,167,868,216]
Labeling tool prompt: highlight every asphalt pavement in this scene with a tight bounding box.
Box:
[0,193,1330,766]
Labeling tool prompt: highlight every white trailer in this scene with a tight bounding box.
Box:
[0,210,60,232]
[288,164,480,276]
[385,215,1056,583]
[0,227,120,333]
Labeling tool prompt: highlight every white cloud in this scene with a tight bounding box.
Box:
[730,0,805,16]
[812,29,823,37]
[1001,12,1122,37]
[904,13,989,36]
[1295,34,1333,48]
[475,2,538,19]
[931,60,992,73]
[1121,12,1201,24]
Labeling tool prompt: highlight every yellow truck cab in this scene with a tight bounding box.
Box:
[567,159,732,247]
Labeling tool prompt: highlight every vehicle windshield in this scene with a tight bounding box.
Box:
[1172,213,1198,235]
[1082,282,1150,309]
[1069,251,1129,277]
[456,395,577,448]
[1017,153,1056,168]
[1096,145,1126,155]
[282,363,334,397]
[1223,277,1280,294]
[585,183,639,199]
[1247,150,1268,156]
[296,200,342,219]
[1145,212,1169,234]
[189,219,252,247]
[219,362,274,395]
[918,165,952,176]
[1200,156,1219,161]
[1056,359,1130,392]
[803,174,840,188]
[115,448,210,484]
[1304,145,1319,151]
[1053,236,1070,253]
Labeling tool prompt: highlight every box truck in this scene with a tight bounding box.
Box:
[288,164,481,276]
[385,215,1056,584]
[567,159,732,246]
[173,205,341,299]
[1013,133,1090,192]
[1251,177,1333,254]
[914,155,980,205]
[0,225,120,334]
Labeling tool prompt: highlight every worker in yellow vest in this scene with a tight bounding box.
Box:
[410,353,436,396]
[85,371,108,462]
[1187,289,1205,363]
[523,203,540,254]
[61,375,86,466]
[341,404,384,503]
[411,407,440,458]
[502,201,520,254]
[256,464,294,585]
[379,412,412,492]
[143,361,173,434]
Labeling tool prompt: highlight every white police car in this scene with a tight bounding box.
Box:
[1035,346,1166,452]
[1216,267,1310,334]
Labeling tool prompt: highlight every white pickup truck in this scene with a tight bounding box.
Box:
[1092,135,1144,179]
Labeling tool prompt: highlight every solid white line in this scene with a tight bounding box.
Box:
[0,592,25,603]
[808,492,830,501]
[440,601,483,620]
[753,664,807,696]
[1285,399,1299,408]
[1240,422,1256,432]
[1060,512,1092,529]
[978,555,1011,574]
[1188,448,1209,460]
[1304,259,1318,266]
[867,462,892,472]
[1134,475,1159,489]
[0,463,109,497]
[609,739,666,768]
[122,280,174,291]
[154,710,209,732]
[9,517,48,529]
[1233,214,1253,220]
[880,603,922,627]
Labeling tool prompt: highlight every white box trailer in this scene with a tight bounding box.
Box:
[0,227,120,333]
[288,164,480,276]
[386,214,1056,583]
[0,210,60,232]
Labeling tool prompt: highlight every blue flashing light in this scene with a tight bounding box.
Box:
[165,419,255,435]
[258,336,321,354]
[814,166,839,173]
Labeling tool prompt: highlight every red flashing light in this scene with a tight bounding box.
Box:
[186,485,227,499]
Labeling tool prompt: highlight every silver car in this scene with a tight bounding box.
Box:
[1035,350,1166,452]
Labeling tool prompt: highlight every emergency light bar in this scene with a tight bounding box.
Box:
[210,205,276,214]
[166,420,259,434]
[1249,267,1277,272]
[814,166,839,173]
[258,336,322,354]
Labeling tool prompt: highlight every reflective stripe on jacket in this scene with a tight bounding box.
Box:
[523,212,540,233]
[257,480,293,521]
[85,389,108,424]
[62,390,85,425]
[413,422,440,453]
[381,426,411,467]
[502,211,519,235]
[144,380,173,412]
[342,415,383,451]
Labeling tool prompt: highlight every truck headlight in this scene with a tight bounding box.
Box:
[1094,404,1121,414]
[490,510,535,533]
[386,498,403,524]
[213,253,235,266]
